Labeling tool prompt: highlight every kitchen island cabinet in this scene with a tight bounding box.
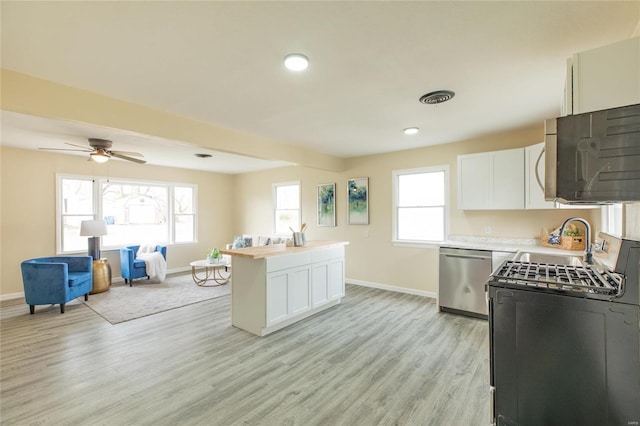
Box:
[221,241,348,336]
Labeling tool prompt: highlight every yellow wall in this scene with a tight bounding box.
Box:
[234,126,597,296]
[0,147,234,297]
[1,123,601,299]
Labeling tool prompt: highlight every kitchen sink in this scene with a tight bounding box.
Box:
[514,251,584,266]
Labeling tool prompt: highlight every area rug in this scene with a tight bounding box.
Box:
[80,273,230,324]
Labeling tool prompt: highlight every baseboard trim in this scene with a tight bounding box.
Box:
[346,278,436,299]
[1,292,24,302]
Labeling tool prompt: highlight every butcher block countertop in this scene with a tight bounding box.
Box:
[220,240,349,259]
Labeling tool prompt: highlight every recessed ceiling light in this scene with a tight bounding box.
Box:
[403,127,419,135]
[194,153,212,158]
[284,53,309,71]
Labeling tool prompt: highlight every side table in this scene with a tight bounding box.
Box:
[190,259,231,286]
[91,258,112,294]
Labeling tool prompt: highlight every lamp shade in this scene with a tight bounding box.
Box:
[80,220,108,237]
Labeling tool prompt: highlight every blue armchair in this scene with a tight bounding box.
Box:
[21,256,93,314]
[120,245,167,286]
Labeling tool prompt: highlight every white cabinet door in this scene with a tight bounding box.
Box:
[525,143,556,209]
[327,259,345,300]
[570,37,640,115]
[289,267,311,316]
[492,148,525,209]
[311,264,329,307]
[266,272,289,326]
[458,153,491,209]
[266,265,311,326]
[458,148,524,210]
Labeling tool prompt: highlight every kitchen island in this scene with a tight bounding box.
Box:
[221,240,348,336]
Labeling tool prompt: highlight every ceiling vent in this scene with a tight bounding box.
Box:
[419,90,455,105]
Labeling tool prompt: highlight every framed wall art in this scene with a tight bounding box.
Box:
[347,177,369,225]
[317,183,336,227]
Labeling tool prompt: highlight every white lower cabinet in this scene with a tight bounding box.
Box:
[266,272,289,325]
[311,264,329,307]
[327,259,345,300]
[266,265,311,326]
[311,256,345,307]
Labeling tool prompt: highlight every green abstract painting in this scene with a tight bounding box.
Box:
[347,177,368,225]
[317,183,336,226]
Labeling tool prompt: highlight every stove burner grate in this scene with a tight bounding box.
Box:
[491,260,624,298]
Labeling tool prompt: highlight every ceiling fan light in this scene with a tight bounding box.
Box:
[90,151,110,163]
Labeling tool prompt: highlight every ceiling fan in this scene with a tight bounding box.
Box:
[38,138,147,164]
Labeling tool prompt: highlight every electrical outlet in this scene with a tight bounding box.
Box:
[484,226,492,235]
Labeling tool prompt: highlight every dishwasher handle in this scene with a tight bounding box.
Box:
[443,253,491,261]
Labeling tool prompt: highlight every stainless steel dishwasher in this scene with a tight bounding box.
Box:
[438,247,492,318]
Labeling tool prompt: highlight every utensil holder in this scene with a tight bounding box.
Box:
[293,232,306,246]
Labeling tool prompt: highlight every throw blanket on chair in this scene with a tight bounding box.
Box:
[136,244,167,282]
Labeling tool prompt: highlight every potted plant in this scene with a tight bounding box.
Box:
[206,247,220,263]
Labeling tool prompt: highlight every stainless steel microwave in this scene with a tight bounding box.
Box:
[545,103,640,203]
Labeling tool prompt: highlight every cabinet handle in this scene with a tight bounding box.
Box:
[534,146,545,192]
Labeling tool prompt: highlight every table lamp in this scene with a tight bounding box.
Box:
[80,220,108,260]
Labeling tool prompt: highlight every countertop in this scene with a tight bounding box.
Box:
[220,240,349,259]
[439,236,587,257]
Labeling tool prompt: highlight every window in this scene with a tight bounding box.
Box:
[273,181,300,235]
[174,186,196,243]
[392,166,449,244]
[60,177,96,253]
[57,175,197,253]
[601,204,623,237]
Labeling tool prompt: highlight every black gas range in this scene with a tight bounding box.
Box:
[487,232,640,426]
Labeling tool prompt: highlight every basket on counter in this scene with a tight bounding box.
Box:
[541,233,586,251]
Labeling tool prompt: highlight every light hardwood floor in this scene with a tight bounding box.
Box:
[1,284,490,426]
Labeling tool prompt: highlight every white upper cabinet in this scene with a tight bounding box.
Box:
[457,148,524,210]
[458,153,491,209]
[563,37,640,116]
[525,143,555,209]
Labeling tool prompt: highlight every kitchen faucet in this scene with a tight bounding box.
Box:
[559,217,592,264]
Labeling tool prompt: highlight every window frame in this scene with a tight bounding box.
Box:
[273,181,301,236]
[392,165,450,248]
[56,174,198,254]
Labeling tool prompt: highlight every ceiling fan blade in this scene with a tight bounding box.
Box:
[39,147,91,152]
[111,150,144,157]
[111,152,147,164]
[65,142,94,151]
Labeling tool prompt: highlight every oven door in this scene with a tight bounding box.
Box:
[489,285,640,426]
